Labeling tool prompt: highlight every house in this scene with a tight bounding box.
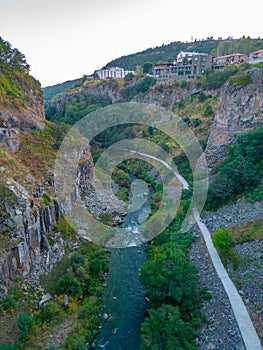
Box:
[153,51,212,83]
[212,53,247,68]
[249,49,263,64]
[95,67,135,79]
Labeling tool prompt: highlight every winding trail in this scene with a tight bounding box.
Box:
[131,150,262,350]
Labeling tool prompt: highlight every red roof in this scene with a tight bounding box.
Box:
[214,53,245,59]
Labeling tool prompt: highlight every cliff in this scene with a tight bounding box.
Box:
[205,67,263,168]
[0,69,126,293]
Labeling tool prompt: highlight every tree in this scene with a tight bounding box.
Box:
[0,36,30,72]
[142,62,154,74]
[124,72,134,82]
[57,273,82,297]
[139,243,198,308]
[141,305,197,350]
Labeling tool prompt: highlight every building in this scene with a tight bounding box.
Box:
[249,49,263,64]
[95,67,135,79]
[212,53,247,68]
[153,51,212,83]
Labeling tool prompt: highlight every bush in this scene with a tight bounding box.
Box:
[57,273,82,297]
[17,312,34,340]
[124,72,134,82]
[203,104,213,117]
[0,295,16,312]
[228,74,252,86]
[0,345,17,350]
[212,229,231,259]
[42,193,51,205]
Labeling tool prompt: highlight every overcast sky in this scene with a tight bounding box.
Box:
[0,0,262,87]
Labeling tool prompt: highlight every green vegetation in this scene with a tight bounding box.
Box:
[42,78,82,108]
[0,36,42,111]
[212,229,232,260]
[45,92,112,125]
[227,220,263,244]
[0,67,42,111]
[201,65,239,90]
[206,126,263,210]
[140,243,199,308]
[106,37,263,71]
[139,200,209,349]
[0,36,29,72]
[42,193,51,206]
[122,76,156,101]
[141,304,197,350]
[0,234,108,349]
[227,73,252,86]
[214,37,253,56]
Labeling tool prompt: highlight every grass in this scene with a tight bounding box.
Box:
[227,220,263,244]
[0,67,42,111]
[227,73,253,86]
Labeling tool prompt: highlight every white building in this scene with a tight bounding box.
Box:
[95,67,135,79]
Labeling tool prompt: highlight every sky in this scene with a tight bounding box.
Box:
[0,0,262,87]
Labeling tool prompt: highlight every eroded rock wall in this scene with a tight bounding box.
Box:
[205,68,263,168]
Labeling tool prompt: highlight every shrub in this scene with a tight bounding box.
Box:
[57,273,82,297]
[124,72,134,82]
[0,295,16,312]
[42,193,51,205]
[0,345,17,350]
[17,313,34,340]
[198,91,207,102]
[212,229,232,259]
[203,104,213,117]
[228,74,252,86]
[193,118,201,127]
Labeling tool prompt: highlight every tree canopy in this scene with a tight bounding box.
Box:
[0,36,29,72]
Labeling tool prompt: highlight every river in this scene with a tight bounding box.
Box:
[93,178,151,350]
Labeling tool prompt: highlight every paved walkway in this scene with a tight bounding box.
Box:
[128,149,262,349]
[194,208,262,350]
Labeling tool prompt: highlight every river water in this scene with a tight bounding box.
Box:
[93,178,151,350]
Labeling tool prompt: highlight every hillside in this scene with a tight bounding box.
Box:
[42,37,263,107]
[0,38,111,349]
[42,77,82,108]
[105,37,263,70]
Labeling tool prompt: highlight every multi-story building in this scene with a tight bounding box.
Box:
[212,53,247,68]
[95,67,135,79]
[153,51,212,83]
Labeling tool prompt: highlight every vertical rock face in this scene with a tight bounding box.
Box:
[0,76,45,152]
[205,68,263,168]
[0,180,62,295]
[0,72,60,294]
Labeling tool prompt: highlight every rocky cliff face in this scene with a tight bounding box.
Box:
[205,68,263,168]
[0,180,61,294]
[0,72,59,294]
[0,71,126,293]
[50,77,217,112]
[0,74,45,153]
